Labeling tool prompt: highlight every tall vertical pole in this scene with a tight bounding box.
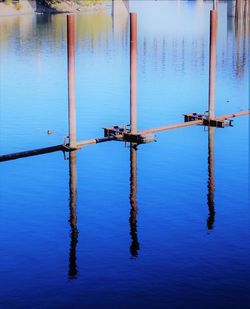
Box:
[67,15,77,149]
[130,13,137,134]
[208,8,217,119]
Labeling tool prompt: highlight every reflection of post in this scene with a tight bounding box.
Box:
[67,15,77,149]
[111,0,114,16]
[130,13,137,134]
[68,151,79,278]
[207,127,215,230]
[129,144,140,257]
[208,9,217,119]
[234,1,248,78]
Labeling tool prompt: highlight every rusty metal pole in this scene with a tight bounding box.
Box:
[67,15,77,149]
[130,13,137,134]
[208,9,217,119]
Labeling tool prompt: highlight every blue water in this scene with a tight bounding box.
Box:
[0,1,249,308]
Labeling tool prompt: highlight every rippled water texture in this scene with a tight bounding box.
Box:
[0,1,249,308]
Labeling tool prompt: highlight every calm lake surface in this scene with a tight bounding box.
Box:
[0,1,249,308]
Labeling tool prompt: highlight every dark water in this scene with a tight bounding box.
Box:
[0,1,249,308]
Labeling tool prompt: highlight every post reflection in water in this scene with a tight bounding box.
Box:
[234,13,248,78]
[68,151,79,278]
[129,144,140,257]
[207,127,215,230]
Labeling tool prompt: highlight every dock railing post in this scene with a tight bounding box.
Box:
[208,8,218,119]
[130,13,137,134]
[67,15,77,149]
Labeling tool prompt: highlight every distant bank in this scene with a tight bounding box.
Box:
[0,0,106,16]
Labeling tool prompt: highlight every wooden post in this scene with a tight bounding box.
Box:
[130,13,137,134]
[68,151,78,278]
[208,9,217,119]
[67,15,77,149]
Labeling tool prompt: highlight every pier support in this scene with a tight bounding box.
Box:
[130,13,137,134]
[208,9,217,119]
[67,15,77,149]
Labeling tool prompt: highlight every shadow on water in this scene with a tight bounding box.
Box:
[68,151,79,279]
[207,127,215,231]
[129,143,140,258]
